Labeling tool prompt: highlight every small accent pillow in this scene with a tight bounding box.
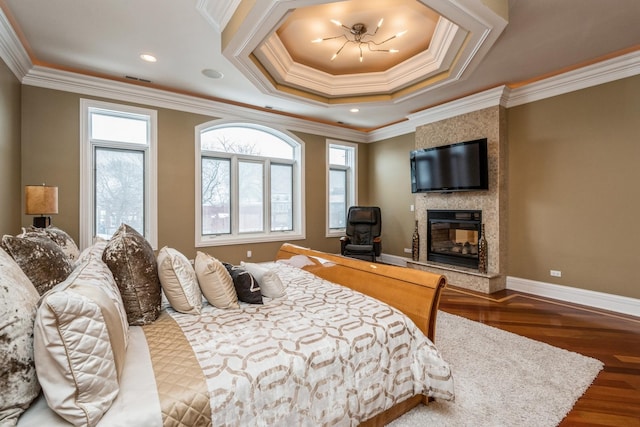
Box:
[0,248,41,424]
[34,254,129,427]
[157,246,202,314]
[194,252,239,309]
[1,233,74,295]
[241,261,285,298]
[102,224,161,326]
[224,263,263,304]
[23,226,80,261]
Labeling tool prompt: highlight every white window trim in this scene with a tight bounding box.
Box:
[79,99,158,250]
[326,139,358,238]
[195,120,305,247]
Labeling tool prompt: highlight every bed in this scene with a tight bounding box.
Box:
[16,243,454,426]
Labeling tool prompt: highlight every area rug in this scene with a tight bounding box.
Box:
[389,311,604,427]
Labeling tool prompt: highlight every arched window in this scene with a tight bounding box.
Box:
[195,122,305,246]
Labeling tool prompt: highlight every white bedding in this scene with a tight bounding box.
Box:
[18,262,454,426]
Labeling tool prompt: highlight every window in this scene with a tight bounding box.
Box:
[196,122,304,246]
[80,99,157,249]
[327,140,357,236]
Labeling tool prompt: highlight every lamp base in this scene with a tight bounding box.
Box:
[33,216,51,228]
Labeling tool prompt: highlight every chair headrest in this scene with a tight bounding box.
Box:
[349,207,378,224]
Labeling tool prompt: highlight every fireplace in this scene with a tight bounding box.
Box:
[427,210,482,269]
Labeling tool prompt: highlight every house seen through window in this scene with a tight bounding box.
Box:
[196,123,304,246]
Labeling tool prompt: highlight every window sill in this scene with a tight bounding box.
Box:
[196,232,305,247]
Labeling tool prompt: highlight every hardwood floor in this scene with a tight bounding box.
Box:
[438,285,640,426]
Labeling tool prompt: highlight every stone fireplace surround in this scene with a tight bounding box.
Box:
[407,106,507,294]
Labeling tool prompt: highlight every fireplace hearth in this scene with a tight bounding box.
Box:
[427,210,482,269]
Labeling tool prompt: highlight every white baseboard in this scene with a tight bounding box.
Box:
[378,253,410,267]
[507,276,640,317]
[380,253,639,317]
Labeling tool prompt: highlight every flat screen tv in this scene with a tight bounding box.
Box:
[410,138,488,193]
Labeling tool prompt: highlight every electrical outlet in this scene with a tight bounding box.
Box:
[410,204,415,212]
[404,248,412,254]
[247,250,252,258]
[550,270,562,277]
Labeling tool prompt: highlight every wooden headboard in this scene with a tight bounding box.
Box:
[274,243,446,342]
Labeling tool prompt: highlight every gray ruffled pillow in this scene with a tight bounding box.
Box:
[0,247,41,424]
[102,224,161,325]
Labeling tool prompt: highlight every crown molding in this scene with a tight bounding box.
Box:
[0,6,32,80]
[2,2,637,145]
[367,85,510,142]
[367,50,640,142]
[21,66,368,142]
[506,50,640,108]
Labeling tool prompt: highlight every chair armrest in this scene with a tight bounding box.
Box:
[340,236,351,254]
[373,237,382,256]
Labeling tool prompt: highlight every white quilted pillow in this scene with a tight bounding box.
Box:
[34,254,129,427]
[157,246,202,314]
[241,261,286,298]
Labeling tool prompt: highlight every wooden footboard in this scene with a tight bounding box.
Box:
[274,243,446,344]
[275,244,447,425]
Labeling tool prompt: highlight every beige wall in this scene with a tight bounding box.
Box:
[508,75,640,299]
[0,58,21,235]
[367,133,415,256]
[20,86,364,263]
[369,75,639,299]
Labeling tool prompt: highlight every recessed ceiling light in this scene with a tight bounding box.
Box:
[202,69,224,79]
[140,53,157,63]
[350,108,360,113]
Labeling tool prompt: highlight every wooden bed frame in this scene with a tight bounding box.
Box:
[275,243,448,426]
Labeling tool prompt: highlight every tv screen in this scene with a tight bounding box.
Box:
[410,138,488,193]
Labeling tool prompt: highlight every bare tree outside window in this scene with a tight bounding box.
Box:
[95,147,144,238]
[198,125,300,242]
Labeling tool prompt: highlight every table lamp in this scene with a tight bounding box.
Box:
[25,184,58,228]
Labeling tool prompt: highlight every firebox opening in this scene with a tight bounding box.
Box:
[427,210,481,269]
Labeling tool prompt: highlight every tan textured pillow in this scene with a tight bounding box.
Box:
[102,224,161,325]
[157,246,202,314]
[0,248,41,424]
[241,261,286,298]
[1,233,74,294]
[194,251,239,309]
[34,254,129,427]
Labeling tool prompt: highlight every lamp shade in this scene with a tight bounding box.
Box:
[25,185,58,215]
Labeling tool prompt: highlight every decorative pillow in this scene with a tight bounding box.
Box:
[23,226,80,261]
[224,263,263,304]
[1,233,74,295]
[194,252,239,309]
[102,224,161,326]
[241,261,286,298]
[34,254,129,427]
[0,248,41,424]
[157,246,202,314]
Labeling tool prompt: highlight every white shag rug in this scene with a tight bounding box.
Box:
[389,311,604,427]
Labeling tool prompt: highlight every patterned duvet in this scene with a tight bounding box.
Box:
[147,262,454,426]
[18,262,454,427]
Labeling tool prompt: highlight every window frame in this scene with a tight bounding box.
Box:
[79,99,158,250]
[326,140,358,237]
[195,121,305,247]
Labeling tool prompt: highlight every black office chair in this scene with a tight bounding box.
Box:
[340,206,382,262]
